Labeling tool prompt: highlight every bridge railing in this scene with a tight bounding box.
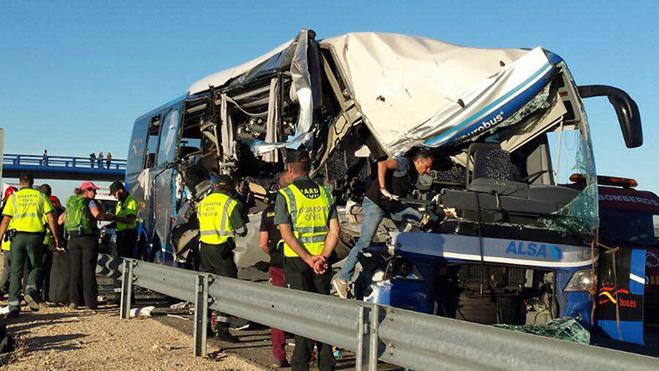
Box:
[4,153,126,170]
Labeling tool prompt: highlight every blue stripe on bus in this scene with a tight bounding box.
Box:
[424,62,553,146]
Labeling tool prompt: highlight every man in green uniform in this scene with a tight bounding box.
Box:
[109,181,138,291]
[197,175,248,342]
[110,181,138,259]
[274,149,341,371]
[0,173,60,317]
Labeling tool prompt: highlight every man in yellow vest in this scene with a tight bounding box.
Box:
[0,186,18,297]
[274,149,341,371]
[0,173,60,317]
[109,181,138,291]
[109,181,138,258]
[197,174,248,342]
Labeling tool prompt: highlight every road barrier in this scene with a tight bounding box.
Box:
[119,259,659,371]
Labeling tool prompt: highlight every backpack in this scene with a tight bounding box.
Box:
[65,195,94,234]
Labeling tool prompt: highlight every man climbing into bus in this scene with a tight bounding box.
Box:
[333,148,434,299]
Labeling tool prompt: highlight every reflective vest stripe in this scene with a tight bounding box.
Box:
[295,226,328,233]
[219,198,233,236]
[283,187,297,221]
[11,193,17,214]
[298,235,326,244]
[199,230,232,236]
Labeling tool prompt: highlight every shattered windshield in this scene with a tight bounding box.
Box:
[541,68,598,238]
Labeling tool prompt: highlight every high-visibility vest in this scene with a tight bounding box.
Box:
[1,218,12,251]
[1,238,9,251]
[197,192,238,245]
[3,188,53,233]
[115,194,138,231]
[279,183,332,257]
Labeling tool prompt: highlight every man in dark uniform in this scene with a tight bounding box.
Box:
[259,171,291,368]
[274,149,340,371]
[197,175,248,342]
[109,181,138,292]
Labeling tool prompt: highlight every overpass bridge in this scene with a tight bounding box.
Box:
[2,153,126,181]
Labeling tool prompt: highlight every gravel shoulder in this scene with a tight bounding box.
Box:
[0,305,264,370]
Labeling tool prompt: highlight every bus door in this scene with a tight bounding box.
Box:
[152,101,184,259]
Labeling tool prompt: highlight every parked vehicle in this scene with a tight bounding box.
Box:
[586,175,658,344]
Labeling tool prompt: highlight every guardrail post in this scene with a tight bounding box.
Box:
[356,305,379,371]
[193,274,209,357]
[368,305,380,370]
[119,259,135,320]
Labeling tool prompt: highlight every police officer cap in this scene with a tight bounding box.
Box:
[285,148,310,164]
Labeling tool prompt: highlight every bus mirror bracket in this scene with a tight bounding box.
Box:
[578,84,643,148]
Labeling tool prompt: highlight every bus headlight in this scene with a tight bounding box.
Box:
[564,269,594,292]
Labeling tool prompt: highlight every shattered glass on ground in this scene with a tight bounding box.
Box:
[495,317,591,344]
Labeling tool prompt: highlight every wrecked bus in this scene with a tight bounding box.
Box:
[124,30,642,331]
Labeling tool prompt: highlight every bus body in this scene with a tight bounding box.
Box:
[125,30,643,333]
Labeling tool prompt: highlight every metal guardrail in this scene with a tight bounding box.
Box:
[119,259,659,371]
[4,153,126,170]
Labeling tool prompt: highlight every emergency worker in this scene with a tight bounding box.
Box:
[274,149,340,371]
[197,175,248,342]
[0,187,18,296]
[0,173,60,317]
[61,181,114,309]
[333,148,433,298]
[259,171,290,368]
[109,181,138,290]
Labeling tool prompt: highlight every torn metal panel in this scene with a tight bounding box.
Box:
[188,40,293,94]
[262,77,280,163]
[220,94,235,162]
[289,29,314,144]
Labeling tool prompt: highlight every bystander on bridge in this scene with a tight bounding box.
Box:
[2,153,125,181]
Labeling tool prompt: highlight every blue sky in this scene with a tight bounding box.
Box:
[1,1,657,197]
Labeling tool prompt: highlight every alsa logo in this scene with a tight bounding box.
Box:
[505,241,562,260]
